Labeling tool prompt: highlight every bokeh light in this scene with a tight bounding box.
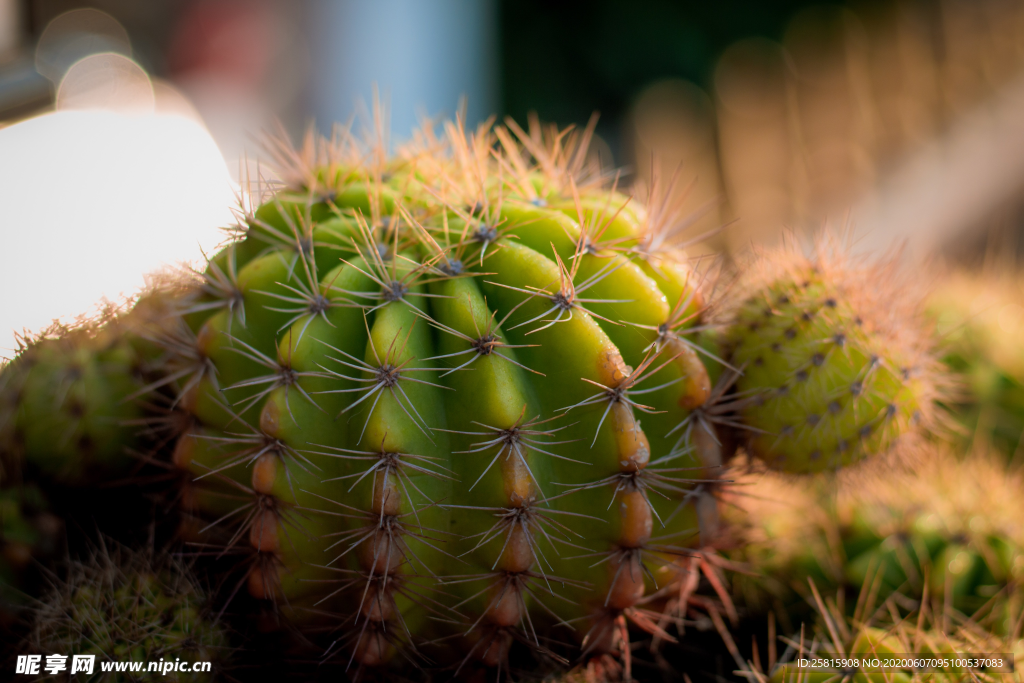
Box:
[0,9,233,354]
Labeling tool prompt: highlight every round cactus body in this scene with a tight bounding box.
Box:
[139,117,731,672]
[725,242,939,473]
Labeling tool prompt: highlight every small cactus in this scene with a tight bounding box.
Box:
[26,545,229,682]
[723,238,941,473]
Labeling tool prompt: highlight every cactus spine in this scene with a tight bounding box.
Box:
[765,579,1023,683]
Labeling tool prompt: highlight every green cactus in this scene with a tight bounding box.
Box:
[723,240,940,473]
[928,270,1024,458]
[136,115,736,672]
[728,448,1024,636]
[26,546,229,682]
[0,315,148,484]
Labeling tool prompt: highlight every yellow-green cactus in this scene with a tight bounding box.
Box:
[147,116,727,672]
[724,240,940,473]
[0,316,147,484]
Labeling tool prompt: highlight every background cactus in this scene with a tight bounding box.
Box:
[25,545,229,682]
[721,239,940,473]
[928,271,1024,459]
[727,447,1024,637]
[0,314,149,485]
[763,574,1024,683]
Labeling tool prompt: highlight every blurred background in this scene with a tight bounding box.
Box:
[3,0,1024,353]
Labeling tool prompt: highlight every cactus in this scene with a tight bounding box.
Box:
[721,468,831,627]
[728,448,1024,636]
[722,238,941,473]
[25,545,229,682]
[0,314,148,484]
[928,270,1024,457]
[125,115,743,673]
[763,577,1024,683]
